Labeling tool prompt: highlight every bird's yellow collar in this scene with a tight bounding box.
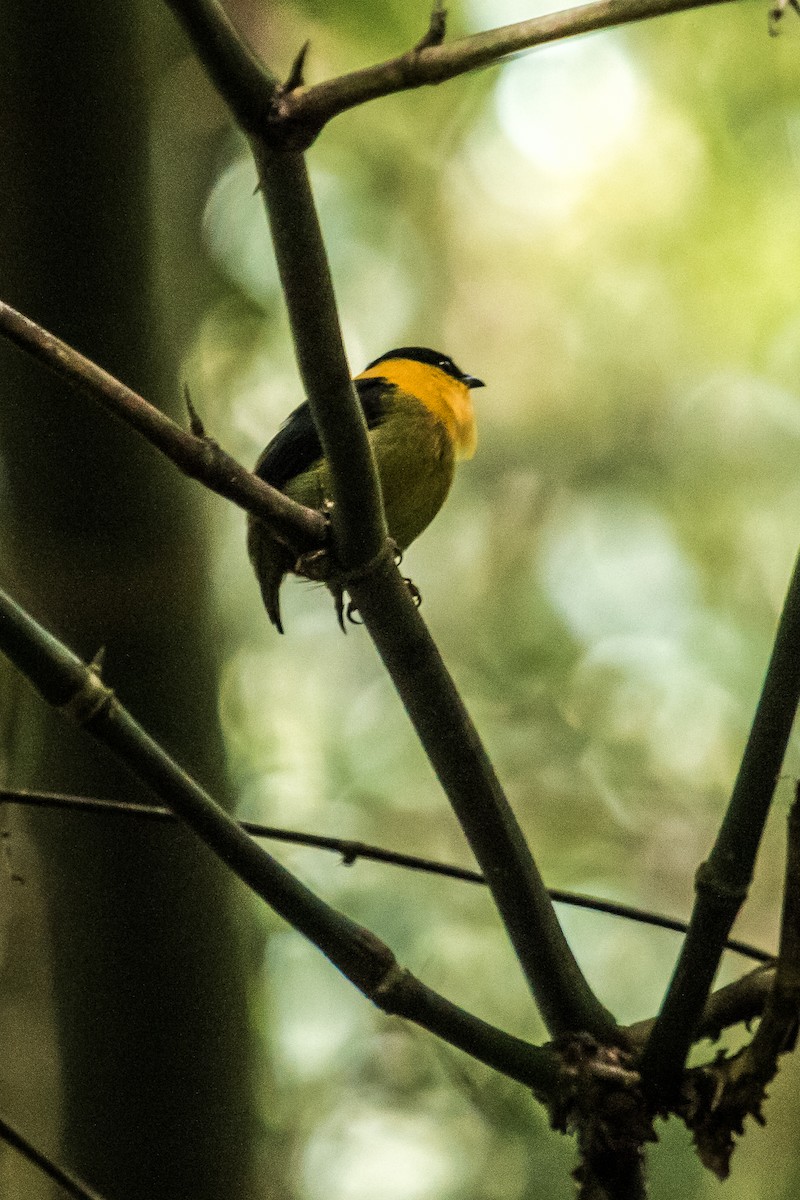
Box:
[357,358,477,460]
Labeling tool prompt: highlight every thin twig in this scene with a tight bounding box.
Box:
[282,41,311,93]
[0,788,772,964]
[0,586,556,1092]
[0,298,325,552]
[641,552,800,1104]
[0,1112,108,1200]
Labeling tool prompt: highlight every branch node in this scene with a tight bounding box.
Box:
[694,859,748,904]
[544,1035,654,1194]
[371,960,409,1004]
[57,663,115,728]
[88,645,106,675]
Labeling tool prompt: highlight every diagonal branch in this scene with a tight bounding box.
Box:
[0,298,325,552]
[344,547,620,1039]
[0,276,614,1040]
[0,1111,107,1200]
[674,802,800,1180]
[0,584,557,1092]
[248,138,617,1042]
[167,0,737,150]
[164,0,279,135]
[640,552,800,1104]
[626,965,776,1051]
[252,146,389,571]
[274,0,738,147]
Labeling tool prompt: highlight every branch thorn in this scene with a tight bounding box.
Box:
[184,385,207,438]
[89,646,106,676]
[283,40,311,93]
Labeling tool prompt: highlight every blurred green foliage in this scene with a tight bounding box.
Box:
[170,0,800,1195]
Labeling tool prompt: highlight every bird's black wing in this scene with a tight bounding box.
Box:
[254,376,393,490]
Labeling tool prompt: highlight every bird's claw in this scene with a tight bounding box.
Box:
[403,577,422,608]
[345,600,363,625]
[343,576,420,627]
[295,545,331,582]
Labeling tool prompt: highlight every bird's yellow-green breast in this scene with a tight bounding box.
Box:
[247,347,484,632]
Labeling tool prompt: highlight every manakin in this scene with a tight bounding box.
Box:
[247,346,484,632]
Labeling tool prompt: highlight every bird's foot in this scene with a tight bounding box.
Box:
[344,575,421,627]
[295,545,334,582]
[294,499,337,582]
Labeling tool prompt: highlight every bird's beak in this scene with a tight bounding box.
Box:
[462,375,485,389]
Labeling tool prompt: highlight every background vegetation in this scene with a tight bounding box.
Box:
[2,0,800,1197]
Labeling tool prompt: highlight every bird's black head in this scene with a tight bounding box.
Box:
[365,347,485,389]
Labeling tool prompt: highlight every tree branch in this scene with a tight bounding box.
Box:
[626,965,776,1051]
[273,0,737,147]
[0,585,557,1092]
[0,298,326,552]
[2,263,615,1044]
[0,1111,107,1200]
[640,551,800,1104]
[675,802,800,1180]
[744,795,800,1071]
[344,552,619,1040]
[246,132,617,1037]
[252,145,389,572]
[163,0,278,136]
[242,39,618,1044]
[2,787,773,963]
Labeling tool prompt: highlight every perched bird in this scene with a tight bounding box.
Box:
[247,346,484,633]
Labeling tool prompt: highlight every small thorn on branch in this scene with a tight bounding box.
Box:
[88,646,106,676]
[184,385,207,439]
[283,40,310,93]
[413,1,447,52]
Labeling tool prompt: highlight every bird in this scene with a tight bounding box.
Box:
[247,346,484,633]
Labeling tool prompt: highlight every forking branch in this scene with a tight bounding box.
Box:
[1,0,799,1194]
[170,0,739,150]
[0,584,557,1091]
[0,281,611,1041]
[274,0,739,145]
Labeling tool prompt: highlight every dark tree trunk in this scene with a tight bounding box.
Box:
[0,3,261,1196]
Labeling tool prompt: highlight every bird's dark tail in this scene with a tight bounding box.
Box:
[260,563,286,634]
[247,520,291,634]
